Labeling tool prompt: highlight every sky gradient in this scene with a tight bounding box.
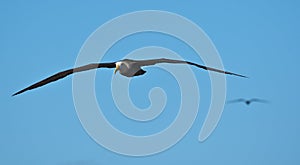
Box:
[1,1,300,164]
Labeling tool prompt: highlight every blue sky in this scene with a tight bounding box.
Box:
[1,0,300,164]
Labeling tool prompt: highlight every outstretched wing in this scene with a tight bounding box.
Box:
[13,62,116,96]
[135,58,247,78]
[250,98,269,104]
[226,98,246,104]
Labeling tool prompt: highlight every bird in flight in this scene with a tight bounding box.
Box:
[12,58,247,96]
[226,98,269,106]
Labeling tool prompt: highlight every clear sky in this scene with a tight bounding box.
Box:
[1,0,300,164]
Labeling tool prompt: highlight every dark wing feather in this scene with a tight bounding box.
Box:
[12,62,116,96]
[226,98,246,104]
[250,98,269,104]
[135,58,247,78]
[186,61,248,78]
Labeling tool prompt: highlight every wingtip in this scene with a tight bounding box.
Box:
[12,92,20,97]
[233,73,249,78]
[12,90,25,97]
[241,75,249,78]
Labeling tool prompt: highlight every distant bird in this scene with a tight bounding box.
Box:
[12,58,247,96]
[226,98,269,106]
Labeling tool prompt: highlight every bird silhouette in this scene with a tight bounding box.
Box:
[226,98,269,106]
[12,58,247,96]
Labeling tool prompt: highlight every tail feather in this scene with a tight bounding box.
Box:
[133,69,146,76]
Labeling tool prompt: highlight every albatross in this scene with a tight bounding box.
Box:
[227,98,269,106]
[12,58,247,96]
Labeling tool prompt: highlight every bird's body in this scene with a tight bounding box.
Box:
[227,98,269,106]
[115,60,146,77]
[13,58,247,96]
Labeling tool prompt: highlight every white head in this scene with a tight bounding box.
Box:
[114,62,122,74]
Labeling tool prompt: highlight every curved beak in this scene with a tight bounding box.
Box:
[114,64,120,74]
